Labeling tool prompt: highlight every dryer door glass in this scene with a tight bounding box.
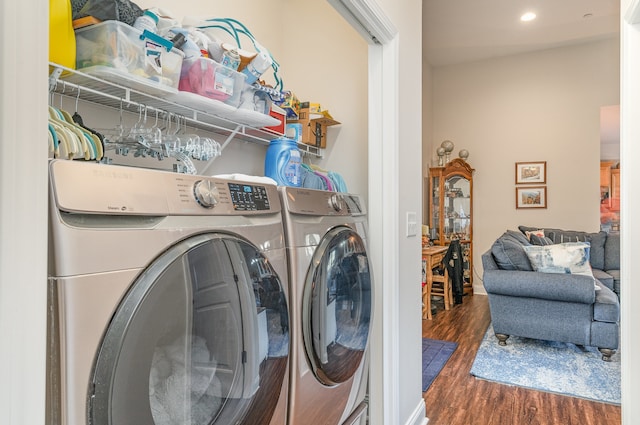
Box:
[89,233,289,425]
[303,226,372,386]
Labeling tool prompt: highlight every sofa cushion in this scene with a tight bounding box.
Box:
[507,229,531,245]
[491,231,533,271]
[592,269,614,291]
[593,282,620,323]
[585,231,607,270]
[604,232,620,271]
[523,242,593,277]
[546,229,589,243]
[518,226,606,270]
[605,269,620,296]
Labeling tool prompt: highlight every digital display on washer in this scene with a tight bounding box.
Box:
[228,183,271,211]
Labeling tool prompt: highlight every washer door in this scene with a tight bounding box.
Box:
[89,233,289,425]
[302,226,372,386]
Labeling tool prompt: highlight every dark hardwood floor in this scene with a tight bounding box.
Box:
[422,294,621,425]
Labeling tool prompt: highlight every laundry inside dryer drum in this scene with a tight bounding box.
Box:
[303,227,372,386]
[89,233,289,425]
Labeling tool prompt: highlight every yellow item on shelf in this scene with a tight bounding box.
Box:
[49,0,76,70]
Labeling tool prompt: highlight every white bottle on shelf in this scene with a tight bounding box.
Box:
[133,10,159,33]
[242,51,272,84]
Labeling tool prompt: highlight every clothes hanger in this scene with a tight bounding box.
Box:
[48,123,57,157]
[309,163,329,173]
[49,106,79,159]
[71,88,105,160]
[49,83,77,157]
[48,85,94,159]
[58,106,95,160]
[48,114,74,159]
[53,104,91,160]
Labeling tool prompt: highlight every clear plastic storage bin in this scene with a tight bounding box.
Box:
[75,21,183,91]
[178,57,246,107]
[237,83,272,114]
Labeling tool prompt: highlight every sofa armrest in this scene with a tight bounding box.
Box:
[483,269,596,304]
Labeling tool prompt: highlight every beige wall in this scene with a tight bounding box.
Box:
[279,0,369,198]
[429,37,620,291]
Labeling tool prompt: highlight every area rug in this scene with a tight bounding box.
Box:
[422,338,458,392]
[470,324,621,404]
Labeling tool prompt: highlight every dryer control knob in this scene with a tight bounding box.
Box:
[329,194,344,212]
[193,180,219,208]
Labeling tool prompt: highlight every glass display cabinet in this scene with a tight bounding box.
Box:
[428,158,474,293]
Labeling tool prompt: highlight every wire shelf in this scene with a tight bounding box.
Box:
[48,63,323,157]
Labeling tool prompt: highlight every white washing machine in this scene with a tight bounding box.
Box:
[46,160,290,425]
[279,187,372,425]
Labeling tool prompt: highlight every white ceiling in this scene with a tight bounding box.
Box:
[423,0,621,67]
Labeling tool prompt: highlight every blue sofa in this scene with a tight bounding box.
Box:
[481,227,620,361]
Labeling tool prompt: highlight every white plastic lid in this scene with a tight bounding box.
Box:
[143,10,159,23]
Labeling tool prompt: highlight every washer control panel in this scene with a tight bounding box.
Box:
[50,160,280,216]
[228,183,271,211]
[280,187,365,216]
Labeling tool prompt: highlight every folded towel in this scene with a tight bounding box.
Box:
[213,173,277,186]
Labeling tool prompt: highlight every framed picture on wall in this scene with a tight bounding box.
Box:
[515,161,547,184]
[516,186,547,209]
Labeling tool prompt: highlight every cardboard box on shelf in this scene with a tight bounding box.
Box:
[299,101,322,114]
[289,107,340,148]
[277,91,301,119]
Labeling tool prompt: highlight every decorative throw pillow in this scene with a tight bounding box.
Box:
[519,225,607,270]
[518,225,542,235]
[523,242,592,275]
[529,234,554,246]
[523,242,599,290]
[525,229,545,240]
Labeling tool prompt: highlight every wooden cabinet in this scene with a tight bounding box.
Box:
[428,158,474,294]
[600,161,614,188]
[600,161,614,204]
[600,161,620,231]
[611,168,620,212]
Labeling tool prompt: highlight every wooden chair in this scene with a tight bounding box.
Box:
[430,267,452,313]
[422,246,452,320]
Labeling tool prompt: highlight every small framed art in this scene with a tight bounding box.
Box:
[515,161,546,184]
[516,186,547,209]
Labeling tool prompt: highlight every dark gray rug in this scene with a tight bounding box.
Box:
[422,338,458,392]
[470,324,621,404]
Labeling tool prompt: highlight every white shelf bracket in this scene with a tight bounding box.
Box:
[220,125,243,152]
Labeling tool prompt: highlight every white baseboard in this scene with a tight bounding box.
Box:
[404,399,428,425]
[472,284,487,296]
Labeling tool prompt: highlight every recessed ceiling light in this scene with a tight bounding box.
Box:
[521,12,537,22]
